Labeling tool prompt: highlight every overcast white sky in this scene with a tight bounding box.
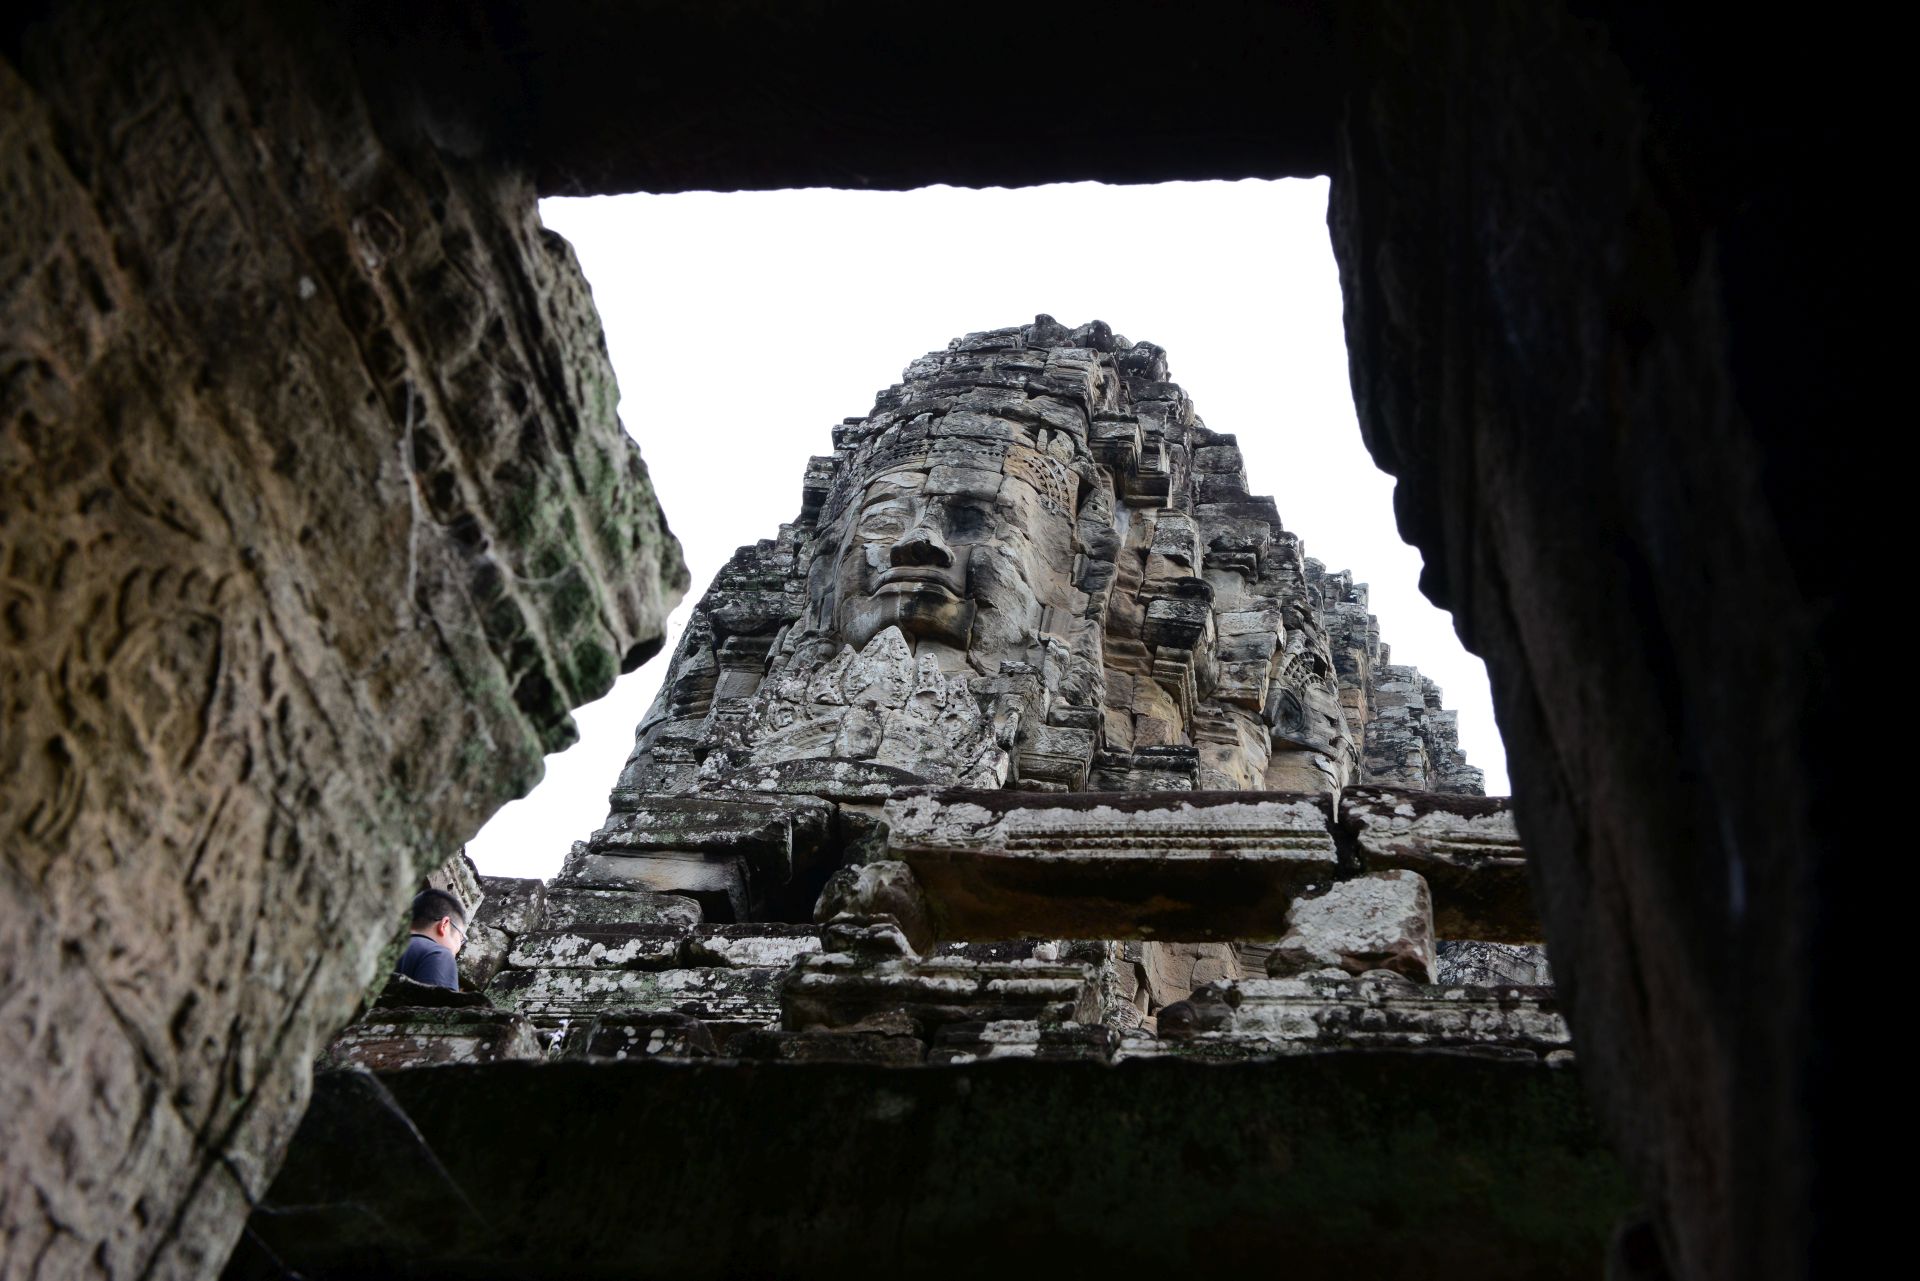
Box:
[467,179,1507,880]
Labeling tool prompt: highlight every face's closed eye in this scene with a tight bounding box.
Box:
[855,502,913,541]
[940,499,993,543]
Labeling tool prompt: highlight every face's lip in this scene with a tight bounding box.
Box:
[874,567,963,595]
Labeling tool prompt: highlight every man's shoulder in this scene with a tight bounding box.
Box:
[396,934,457,986]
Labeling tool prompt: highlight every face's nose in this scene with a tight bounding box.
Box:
[889,523,954,569]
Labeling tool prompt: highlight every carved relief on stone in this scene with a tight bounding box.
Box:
[709,627,1016,789]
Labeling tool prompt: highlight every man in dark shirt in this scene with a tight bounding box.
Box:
[396,888,467,990]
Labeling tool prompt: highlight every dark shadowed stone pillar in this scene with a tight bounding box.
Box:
[1330,5,1842,1277]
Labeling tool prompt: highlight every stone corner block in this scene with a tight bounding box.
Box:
[813,861,934,955]
[1267,869,1436,983]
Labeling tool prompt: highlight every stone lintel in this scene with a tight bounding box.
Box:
[928,1022,1121,1065]
[579,791,842,919]
[502,923,825,977]
[711,759,925,801]
[581,1012,718,1061]
[506,925,689,972]
[882,789,1338,942]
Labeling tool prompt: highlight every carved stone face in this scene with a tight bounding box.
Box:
[831,471,981,651]
[824,452,1080,668]
[1263,651,1357,790]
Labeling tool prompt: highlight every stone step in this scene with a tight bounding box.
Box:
[319,1007,544,1071]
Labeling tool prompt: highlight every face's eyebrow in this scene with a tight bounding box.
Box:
[857,475,920,500]
[855,499,916,528]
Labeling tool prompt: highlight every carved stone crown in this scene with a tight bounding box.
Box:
[819,428,1085,526]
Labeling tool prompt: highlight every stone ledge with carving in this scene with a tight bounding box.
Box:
[783,953,1101,1037]
[1111,977,1571,1063]
[724,972,1569,1067]
[1437,940,1554,987]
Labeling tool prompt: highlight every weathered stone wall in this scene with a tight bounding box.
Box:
[0,3,684,1274]
[1330,6,1839,1278]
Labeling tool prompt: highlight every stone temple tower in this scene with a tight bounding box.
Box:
[619,314,1481,819]
[250,320,1601,1277]
[425,316,1548,1048]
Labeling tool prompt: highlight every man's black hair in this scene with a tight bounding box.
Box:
[409,887,467,931]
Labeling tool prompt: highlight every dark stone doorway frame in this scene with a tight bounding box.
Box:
[362,7,1837,1277]
[5,3,1854,1277]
